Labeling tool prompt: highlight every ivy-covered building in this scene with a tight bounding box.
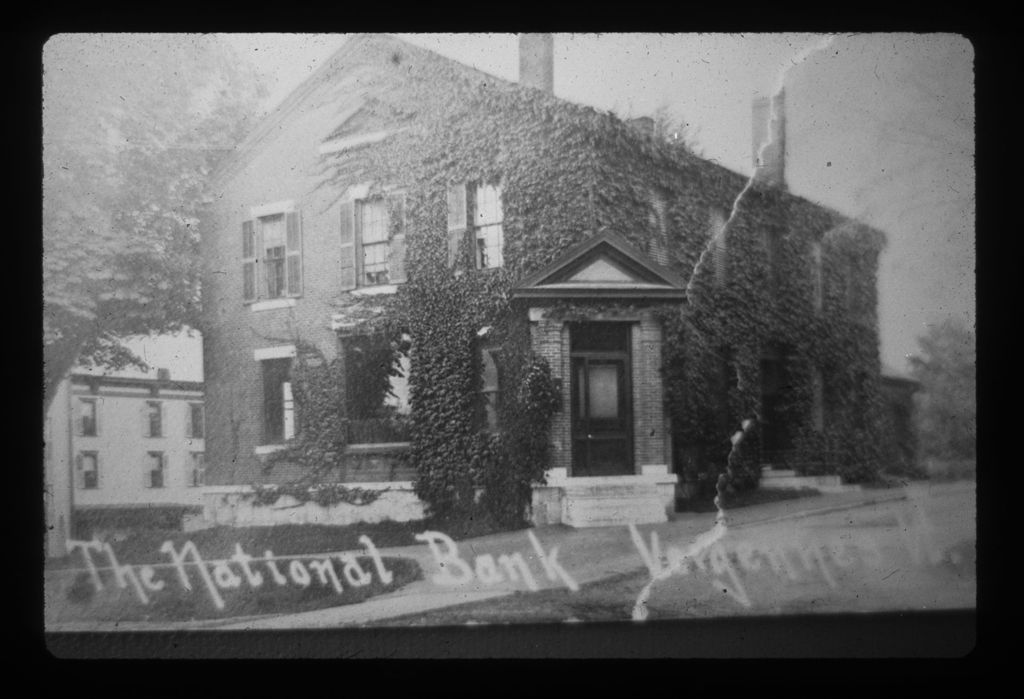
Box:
[198,34,887,529]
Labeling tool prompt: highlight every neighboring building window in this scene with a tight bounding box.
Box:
[190,452,205,487]
[447,182,504,269]
[480,347,502,432]
[145,401,162,438]
[187,402,204,439]
[78,452,99,490]
[811,241,823,312]
[262,358,296,444]
[147,452,165,489]
[78,398,97,437]
[811,367,825,431]
[242,210,302,302]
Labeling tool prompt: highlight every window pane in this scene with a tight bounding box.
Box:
[191,404,204,438]
[148,403,162,437]
[475,184,502,226]
[265,248,285,299]
[80,400,97,436]
[360,199,389,244]
[476,224,503,268]
[588,364,619,419]
[262,215,285,249]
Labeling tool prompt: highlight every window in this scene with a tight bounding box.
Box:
[242,210,302,302]
[710,208,727,287]
[262,358,296,444]
[77,452,99,490]
[187,403,204,439]
[190,452,205,487]
[145,401,162,438]
[811,241,823,312]
[447,182,504,269]
[344,333,411,444]
[340,194,407,289]
[147,452,165,489]
[78,399,97,437]
[480,347,502,432]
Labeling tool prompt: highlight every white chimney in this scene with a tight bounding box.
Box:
[518,34,554,94]
[752,89,786,189]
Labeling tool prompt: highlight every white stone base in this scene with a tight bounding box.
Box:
[200,483,425,528]
[531,466,678,528]
[760,469,862,494]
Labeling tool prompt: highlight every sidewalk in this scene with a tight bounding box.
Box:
[210,485,914,630]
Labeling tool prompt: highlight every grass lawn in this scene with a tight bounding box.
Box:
[676,486,820,513]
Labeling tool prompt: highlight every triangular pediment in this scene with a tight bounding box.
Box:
[512,232,686,300]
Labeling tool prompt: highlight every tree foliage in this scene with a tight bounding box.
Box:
[909,317,976,460]
[43,34,266,409]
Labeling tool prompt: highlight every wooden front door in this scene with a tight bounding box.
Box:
[570,323,633,476]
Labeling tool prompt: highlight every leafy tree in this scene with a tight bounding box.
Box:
[908,317,976,460]
[43,33,266,410]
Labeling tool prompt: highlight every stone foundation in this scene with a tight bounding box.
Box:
[199,482,425,529]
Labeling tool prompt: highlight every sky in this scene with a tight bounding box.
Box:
[215,32,975,375]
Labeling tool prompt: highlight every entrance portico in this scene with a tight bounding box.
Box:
[512,232,683,527]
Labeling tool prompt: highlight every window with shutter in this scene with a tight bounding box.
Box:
[145,401,162,438]
[187,403,204,439]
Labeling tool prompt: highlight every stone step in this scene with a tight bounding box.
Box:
[563,494,667,528]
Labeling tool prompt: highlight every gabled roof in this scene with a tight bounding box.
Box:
[512,231,687,300]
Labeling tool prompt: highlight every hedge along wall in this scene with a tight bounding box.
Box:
[283,35,886,523]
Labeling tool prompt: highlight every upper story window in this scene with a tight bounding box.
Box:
[146,452,165,489]
[144,401,162,438]
[242,209,303,303]
[187,402,204,439]
[447,182,504,270]
[262,358,296,445]
[339,193,406,290]
[190,452,205,487]
[78,398,97,437]
[77,452,99,490]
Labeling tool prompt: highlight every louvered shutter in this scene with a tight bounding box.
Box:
[339,201,357,290]
[74,453,83,490]
[285,210,303,296]
[243,220,257,301]
[388,195,407,284]
[447,184,467,268]
[185,403,193,439]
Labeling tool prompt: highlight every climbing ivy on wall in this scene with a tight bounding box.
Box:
[286,37,888,520]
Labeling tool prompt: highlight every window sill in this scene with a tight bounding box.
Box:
[344,442,411,454]
[254,444,290,456]
[350,285,398,297]
[248,298,297,312]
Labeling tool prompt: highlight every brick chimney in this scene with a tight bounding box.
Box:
[752,89,786,189]
[519,33,554,94]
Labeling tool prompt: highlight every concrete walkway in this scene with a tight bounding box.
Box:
[208,485,914,630]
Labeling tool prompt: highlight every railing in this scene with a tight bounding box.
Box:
[346,417,411,445]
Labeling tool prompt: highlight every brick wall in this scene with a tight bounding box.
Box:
[633,314,667,468]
